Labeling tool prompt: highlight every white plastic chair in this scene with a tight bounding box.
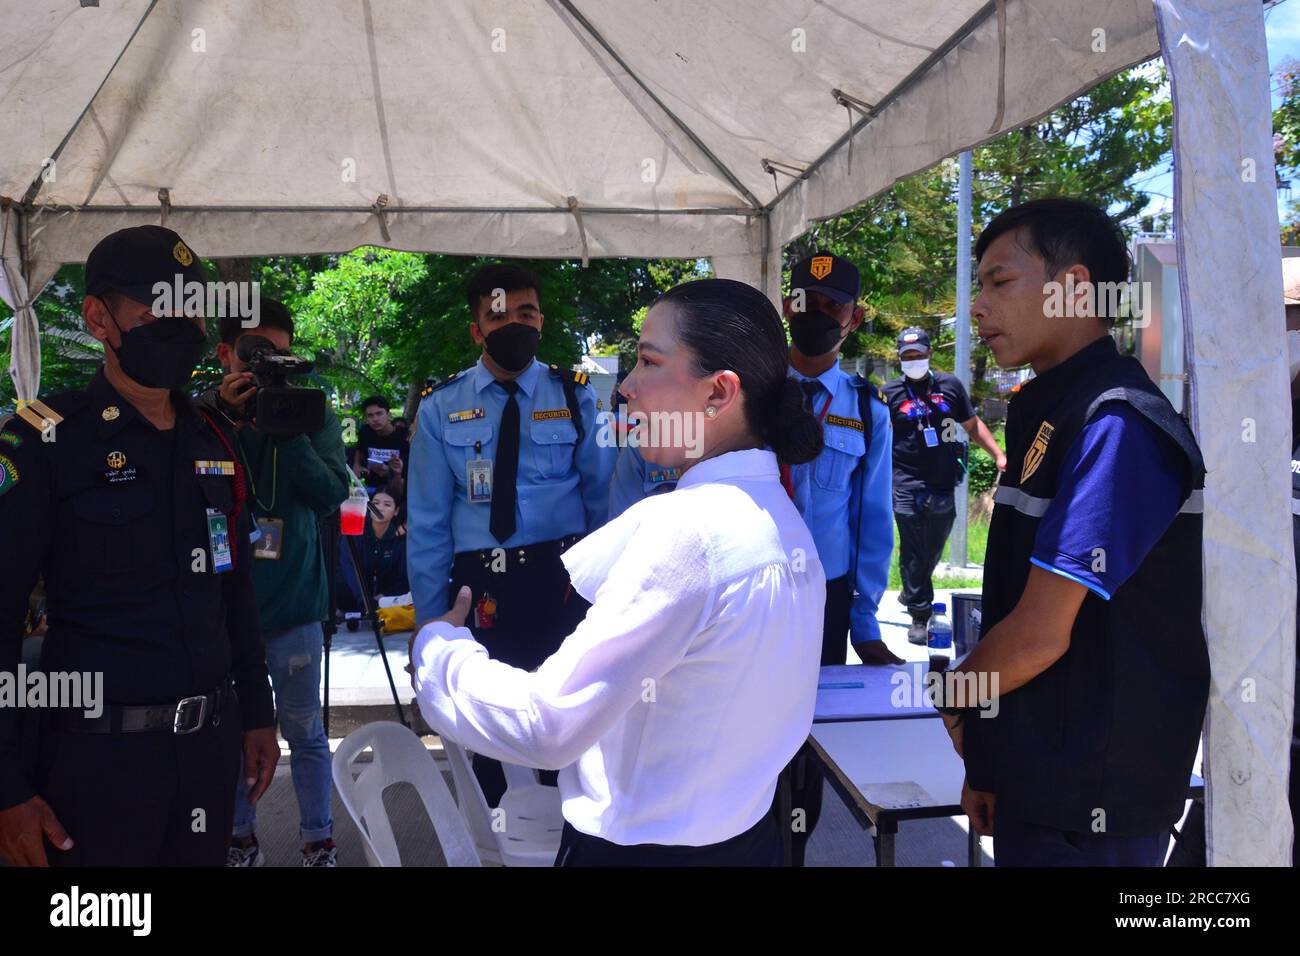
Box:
[440,738,565,866]
[332,721,481,867]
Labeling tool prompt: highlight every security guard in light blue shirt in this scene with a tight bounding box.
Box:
[779,251,897,868]
[784,360,893,657]
[407,263,615,807]
[782,252,897,668]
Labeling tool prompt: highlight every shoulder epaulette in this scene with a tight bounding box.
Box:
[13,392,81,432]
[420,372,464,399]
[549,364,590,388]
[850,373,887,404]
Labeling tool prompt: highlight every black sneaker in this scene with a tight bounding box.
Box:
[226,836,264,868]
[302,838,337,868]
[907,611,931,645]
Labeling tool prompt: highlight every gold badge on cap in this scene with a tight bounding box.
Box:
[107,450,126,469]
[101,405,120,421]
[810,256,833,281]
[172,241,194,267]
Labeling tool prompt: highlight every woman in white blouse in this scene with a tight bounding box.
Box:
[409,278,827,865]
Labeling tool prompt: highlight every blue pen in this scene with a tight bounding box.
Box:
[817,681,865,690]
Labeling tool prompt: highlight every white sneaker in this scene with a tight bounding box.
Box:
[226,838,264,867]
[301,839,337,867]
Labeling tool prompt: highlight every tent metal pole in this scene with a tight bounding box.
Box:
[763,1,998,213]
[31,203,758,216]
[552,0,763,211]
[20,0,162,208]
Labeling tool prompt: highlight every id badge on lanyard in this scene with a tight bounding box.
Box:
[467,438,492,503]
[908,377,940,448]
[206,508,234,573]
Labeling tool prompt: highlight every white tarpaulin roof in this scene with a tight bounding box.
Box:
[0,0,1293,865]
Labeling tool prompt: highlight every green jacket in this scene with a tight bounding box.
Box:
[234,413,351,632]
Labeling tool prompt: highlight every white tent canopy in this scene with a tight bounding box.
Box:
[0,0,1293,865]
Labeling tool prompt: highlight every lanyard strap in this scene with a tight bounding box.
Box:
[239,439,278,514]
[904,373,936,427]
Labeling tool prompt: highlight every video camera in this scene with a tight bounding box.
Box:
[234,334,326,437]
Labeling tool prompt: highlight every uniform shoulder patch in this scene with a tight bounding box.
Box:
[851,374,887,404]
[14,393,80,433]
[549,364,590,388]
[420,372,464,399]
[0,452,19,497]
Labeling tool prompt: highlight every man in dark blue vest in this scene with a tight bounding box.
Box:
[936,198,1209,866]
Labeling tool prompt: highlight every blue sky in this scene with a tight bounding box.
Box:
[1136,0,1300,223]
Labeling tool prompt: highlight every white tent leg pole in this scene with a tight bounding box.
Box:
[1156,0,1296,866]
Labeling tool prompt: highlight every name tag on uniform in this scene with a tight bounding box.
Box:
[206,508,233,574]
[824,414,864,433]
[99,465,142,485]
[447,408,485,423]
[253,517,285,560]
[532,408,572,422]
[467,458,493,503]
[922,426,939,447]
[195,459,236,476]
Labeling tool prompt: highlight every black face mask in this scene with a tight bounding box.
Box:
[789,309,844,357]
[483,322,540,373]
[106,305,206,390]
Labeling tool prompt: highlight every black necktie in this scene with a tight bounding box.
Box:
[490,380,520,543]
[801,379,822,413]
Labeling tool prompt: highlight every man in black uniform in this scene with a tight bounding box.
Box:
[0,226,278,867]
[883,327,1005,644]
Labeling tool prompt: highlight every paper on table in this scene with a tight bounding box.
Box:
[855,781,936,811]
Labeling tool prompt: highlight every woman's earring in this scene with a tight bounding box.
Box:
[705,406,717,418]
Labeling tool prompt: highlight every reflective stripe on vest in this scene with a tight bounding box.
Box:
[993,483,1204,517]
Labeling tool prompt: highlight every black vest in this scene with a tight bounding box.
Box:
[965,336,1209,836]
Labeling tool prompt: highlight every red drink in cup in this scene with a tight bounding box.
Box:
[341,490,368,536]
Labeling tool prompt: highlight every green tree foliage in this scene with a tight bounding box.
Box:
[789,66,1173,402]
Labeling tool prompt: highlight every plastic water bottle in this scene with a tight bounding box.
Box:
[927,601,954,669]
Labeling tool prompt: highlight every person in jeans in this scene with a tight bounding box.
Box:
[203,298,352,867]
[883,328,1005,644]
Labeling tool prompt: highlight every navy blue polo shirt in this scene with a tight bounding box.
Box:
[1030,403,1186,598]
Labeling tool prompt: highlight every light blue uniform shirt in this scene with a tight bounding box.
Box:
[608,444,681,520]
[787,364,893,645]
[408,357,616,620]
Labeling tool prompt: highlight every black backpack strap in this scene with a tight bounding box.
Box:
[848,375,885,605]
[853,374,880,457]
[549,365,588,441]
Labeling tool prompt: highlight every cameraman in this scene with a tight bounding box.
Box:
[204,298,351,867]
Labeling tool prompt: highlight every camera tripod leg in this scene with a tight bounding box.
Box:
[372,617,409,728]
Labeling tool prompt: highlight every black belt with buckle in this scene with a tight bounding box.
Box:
[55,679,232,735]
[457,532,585,570]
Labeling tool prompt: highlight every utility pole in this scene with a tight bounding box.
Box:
[951,150,973,567]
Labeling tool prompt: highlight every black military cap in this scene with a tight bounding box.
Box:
[85,225,208,307]
[790,251,861,304]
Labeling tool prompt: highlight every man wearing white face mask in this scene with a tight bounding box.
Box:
[883,328,1005,644]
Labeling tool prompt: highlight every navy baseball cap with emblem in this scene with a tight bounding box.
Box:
[897,327,931,355]
[790,251,861,305]
[85,225,208,307]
